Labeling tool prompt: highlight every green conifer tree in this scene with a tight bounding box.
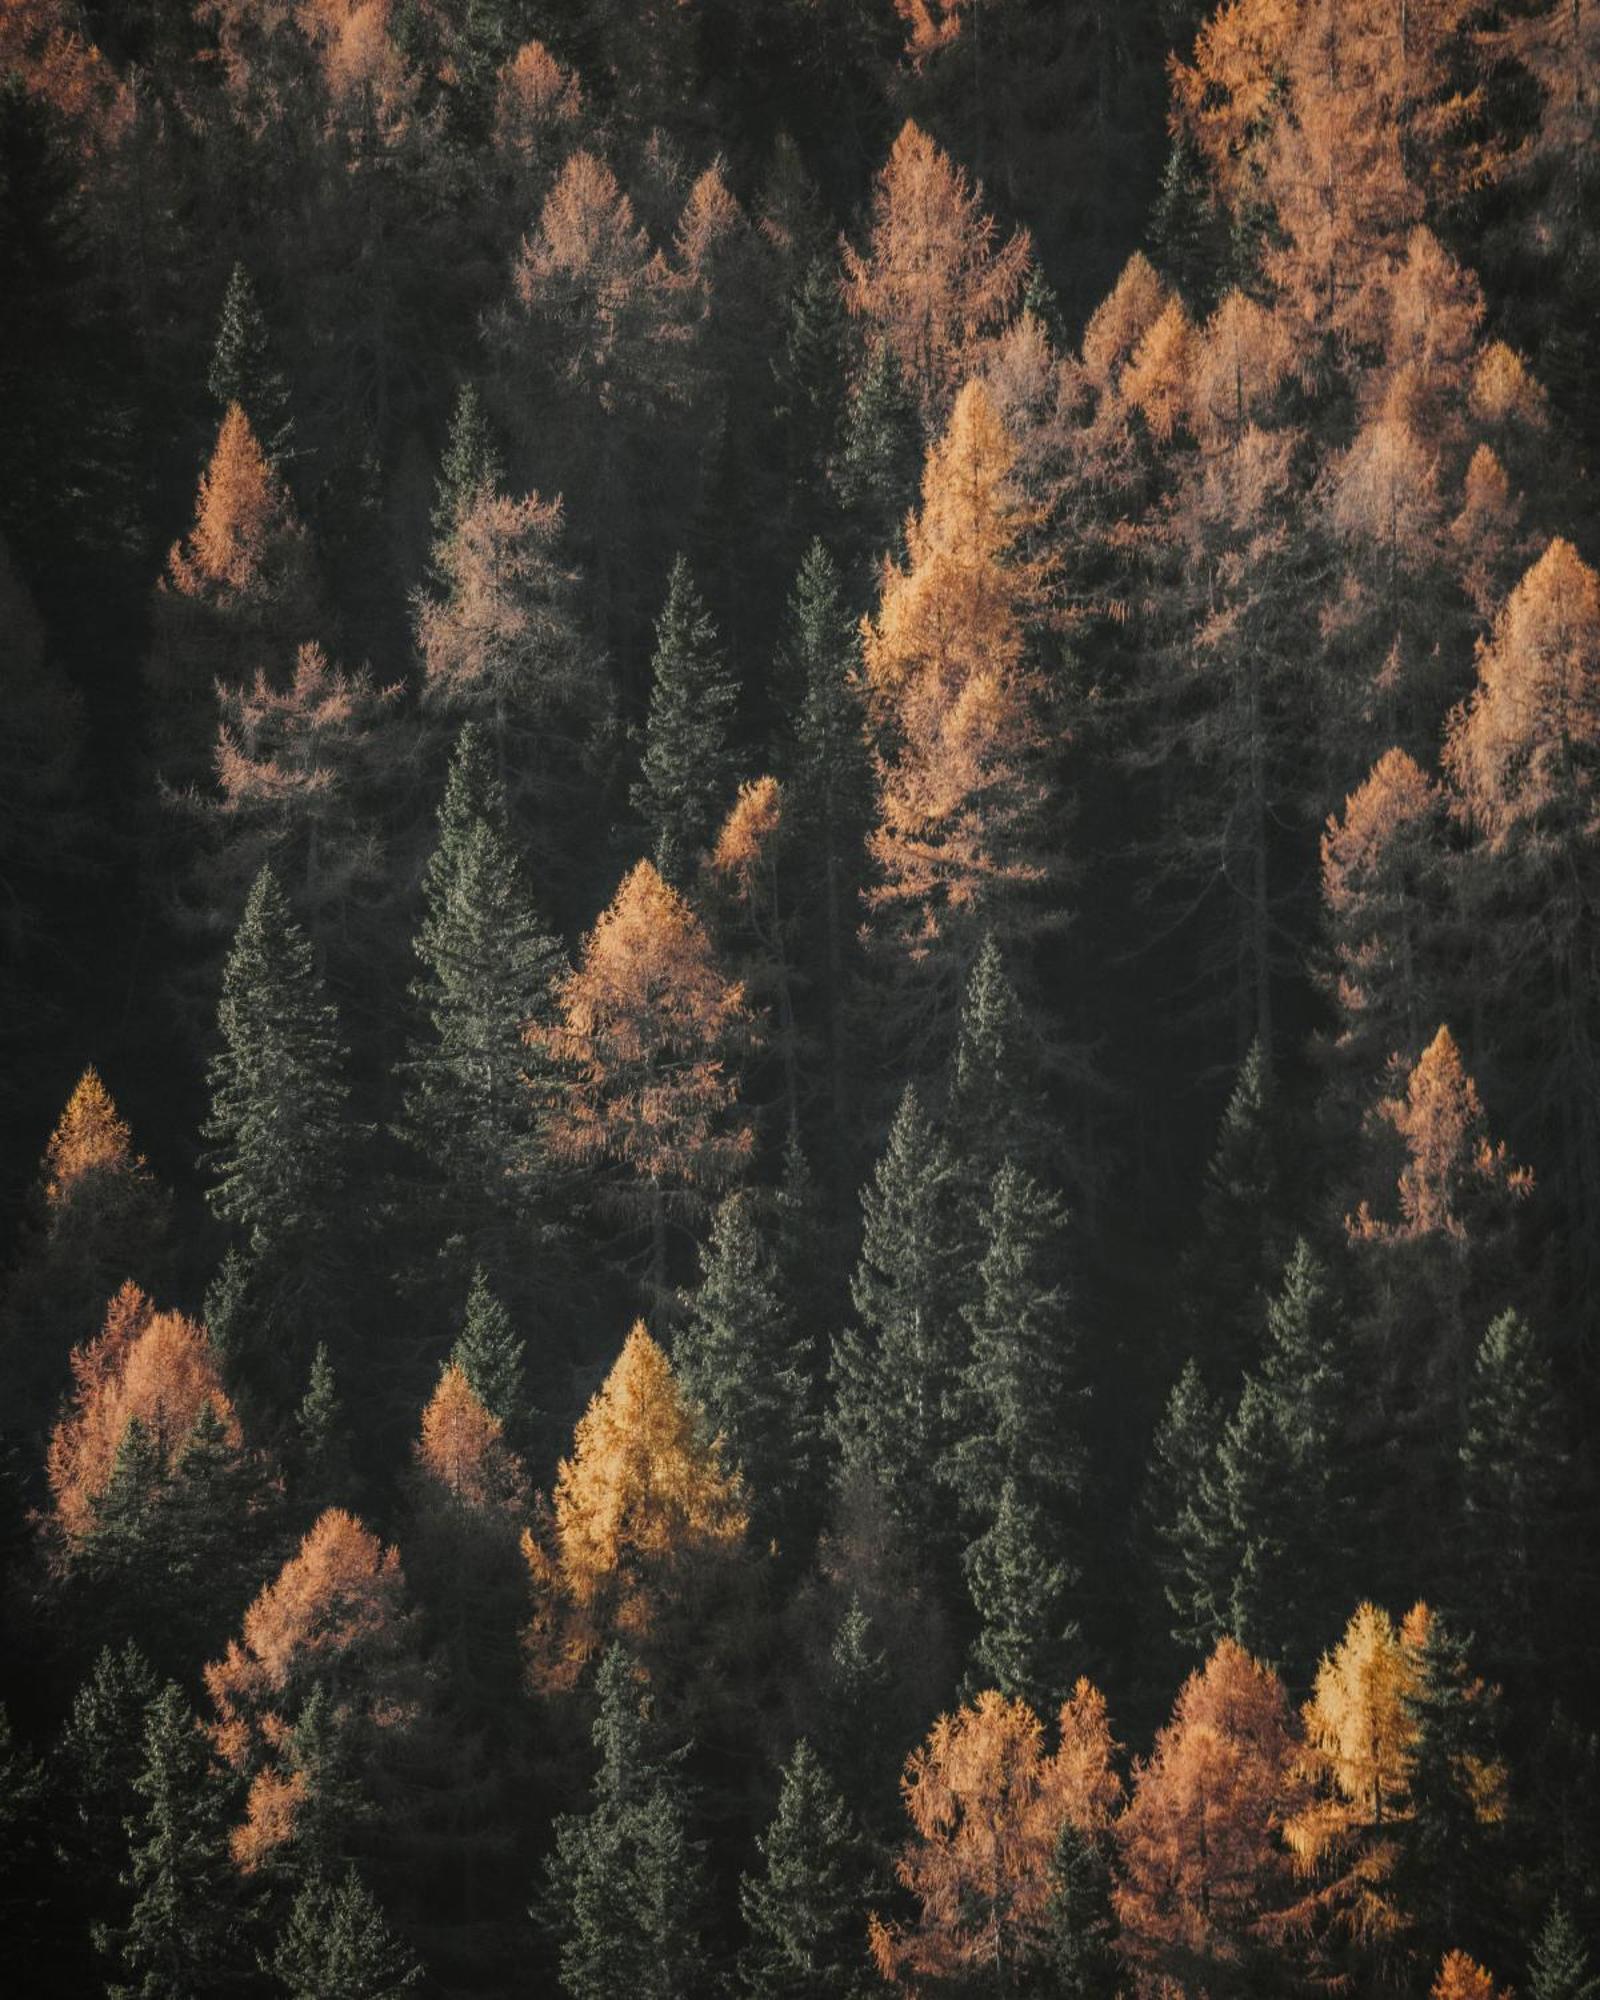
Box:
[631,556,738,885]
[0,1705,51,1963]
[542,1646,708,2000]
[829,1086,967,1561]
[1529,1901,1600,2000]
[833,342,922,570]
[209,261,294,462]
[1041,1818,1122,1997]
[818,1596,896,1821]
[429,380,503,569]
[773,257,850,504]
[1148,1358,1230,1656]
[295,1343,352,1518]
[962,1477,1077,1713]
[60,1642,161,1894]
[271,1866,423,2000]
[676,1190,819,1555]
[738,1740,872,1999]
[449,1267,530,1437]
[945,936,1052,1194]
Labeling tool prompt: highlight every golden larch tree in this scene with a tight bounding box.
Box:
[1079,250,1170,394]
[529,859,755,1286]
[415,1363,527,1518]
[843,120,1031,421]
[871,1681,1122,1988]
[522,1321,747,1690]
[1433,1949,1510,2000]
[42,1067,141,1205]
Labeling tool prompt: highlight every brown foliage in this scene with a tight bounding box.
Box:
[1080,251,1170,394]
[493,39,581,159]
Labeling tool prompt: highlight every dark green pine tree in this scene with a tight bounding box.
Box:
[738,1739,873,2000]
[1041,1818,1122,1998]
[208,260,294,462]
[270,1866,423,2000]
[203,865,354,1374]
[1529,1902,1600,2000]
[829,1085,968,1564]
[1398,1612,1506,1969]
[542,1646,709,2000]
[945,935,1053,1195]
[677,1190,819,1556]
[1217,1240,1355,1677]
[631,555,738,886]
[1150,135,1230,311]
[428,381,503,582]
[773,257,850,519]
[817,1596,896,1826]
[60,1641,161,1919]
[832,341,922,573]
[399,723,567,1295]
[1459,1310,1565,1680]
[962,1477,1077,1713]
[0,1705,51,1965]
[1185,1038,1287,1387]
[294,1342,353,1519]
[449,1267,530,1439]
[280,1685,371,1884]
[783,542,872,1139]
[1147,1358,1231,1657]
[100,1684,238,2000]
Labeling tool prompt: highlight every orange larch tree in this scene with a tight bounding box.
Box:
[872,1681,1122,1989]
[528,859,755,1290]
[1432,1949,1510,2000]
[843,120,1032,422]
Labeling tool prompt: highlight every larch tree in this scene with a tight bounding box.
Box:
[542,1644,709,2000]
[1114,1637,1306,1992]
[398,722,568,1300]
[842,119,1032,422]
[703,776,805,1135]
[737,1739,874,2000]
[871,1682,1120,1990]
[675,1189,820,1559]
[529,859,755,1293]
[522,1323,748,1691]
[862,378,1059,1065]
[1433,1953,1512,2000]
[631,555,739,887]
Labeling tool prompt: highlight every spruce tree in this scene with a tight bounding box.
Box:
[209,260,293,462]
[1186,1038,1286,1385]
[677,1190,819,1555]
[818,1597,896,1823]
[1148,1358,1230,1656]
[738,1740,872,1999]
[271,1866,422,1999]
[429,380,503,567]
[1041,1818,1122,1997]
[962,1477,1077,1714]
[543,1646,708,2000]
[829,1085,967,1563]
[1529,1902,1600,2000]
[203,865,354,1366]
[294,1342,352,1518]
[631,555,738,885]
[101,1684,238,2000]
[833,341,922,569]
[773,256,850,506]
[399,724,567,1292]
[449,1267,530,1438]
[945,936,1052,1194]
[0,1706,50,1964]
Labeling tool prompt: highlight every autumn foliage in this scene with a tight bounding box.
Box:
[414,1363,527,1517]
[42,1067,142,1205]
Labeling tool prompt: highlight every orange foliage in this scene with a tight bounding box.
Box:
[167,405,307,603]
[1080,251,1170,393]
[1122,298,1196,444]
[843,121,1032,419]
[1348,1026,1531,1243]
[493,40,582,157]
[201,0,418,139]
[1190,291,1295,442]
[42,1067,141,1205]
[522,1323,746,1687]
[1433,1950,1509,2000]
[232,1766,306,1873]
[0,0,130,154]
[709,776,783,893]
[215,640,396,813]
[1115,1638,1305,1980]
[1169,0,1296,207]
[415,1364,527,1516]
[1469,342,1547,433]
[529,860,754,1218]
[47,1290,240,1545]
[871,1683,1122,1987]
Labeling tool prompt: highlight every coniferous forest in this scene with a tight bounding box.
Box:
[3,2,1600,1994]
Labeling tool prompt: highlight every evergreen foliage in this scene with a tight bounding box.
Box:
[632,556,739,885]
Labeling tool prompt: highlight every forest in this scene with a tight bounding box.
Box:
[0,0,1597,1994]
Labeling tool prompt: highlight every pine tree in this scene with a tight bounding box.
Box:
[449,1267,530,1440]
[829,1085,967,1562]
[429,380,503,565]
[294,1342,352,1518]
[1148,1358,1230,1657]
[0,1705,51,1964]
[1529,1902,1600,2000]
[676,1190,819,1555]
[542,1646,709,2000]
[833,341,922,570]
[208,261,293,463]
[270,1866,423,1999]
[945,936,1052,1193]
[1187,1038,1286,1384]
[399,723,567,1292]
[60,1642,161,1889]
[738,1740,872,1999]
[1041,1817,1122,1998]
[773,256,850,509]
[101,1684,238,2000]
[632,555,739,885]
[817,1596,896,1823]
[963,1477,1078,1714]
[203,865,354,1367]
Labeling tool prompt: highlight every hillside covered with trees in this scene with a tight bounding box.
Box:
[1,1,1598,1994]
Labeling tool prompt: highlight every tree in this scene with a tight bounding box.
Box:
[675,1190,819,1556]
[208,260,293,463]
[270,1867,423,1999]
[843,119,1031,422]
[449,1267,531,1441]
[398,723,567,1295]
[1041,1815,1121,1997]
[631,555,739,885]
[59,1640,161,1910]
[1529,1901,1600,2000]
[428,380,502,568]
[1148,1357,1230,1657]
[871,1683,1120,1989]
[293,1343,352,1520]
[738,1740,873,1999]
[862,380,1058,1063]
[1434,1951,1511,2000]
[542,1644,709,2000]
[962,1478,1078,1719]
[829,1085,968,1563]
[945,936,1053,1193]
[1185,1036,1289,1388]
[101,1683,238,2000]
[415,1363,528,1519]
[1114,1637,1304,1990]
[203,864,354,1371]
[832,341,923,570]
[530,860,755,1291]
[523,1324,748,1691]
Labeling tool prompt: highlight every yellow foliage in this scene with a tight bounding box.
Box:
[415,1364,528,1515]
[1121,298,1195,443]
[168,404,304,601]
[43,1067,140,1205]
[1080,251,1169,391]
[1432,1950,1509,2000]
